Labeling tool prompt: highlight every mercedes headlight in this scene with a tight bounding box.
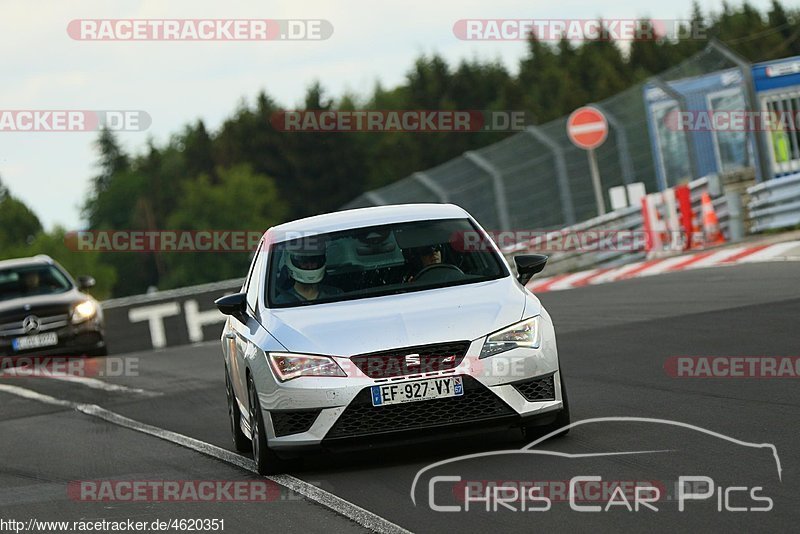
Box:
[268,352,346,381]
[71,300,97,324]
[479,316,540,358]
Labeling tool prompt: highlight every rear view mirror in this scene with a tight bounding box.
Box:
[77,275,96,290]
[514,255,548,286]
[215,292,248,324]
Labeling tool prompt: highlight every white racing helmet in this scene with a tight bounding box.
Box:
[285,249,327,284]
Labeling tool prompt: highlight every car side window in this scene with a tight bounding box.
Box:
[245,241,264,313]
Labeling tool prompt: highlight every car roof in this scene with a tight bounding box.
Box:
[0,255,54,270]
[266,203,471,242]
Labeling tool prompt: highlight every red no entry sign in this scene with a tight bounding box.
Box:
[567,106,608,150]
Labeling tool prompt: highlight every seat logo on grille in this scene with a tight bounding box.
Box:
[22,315,41,334]
[404,353,421,366]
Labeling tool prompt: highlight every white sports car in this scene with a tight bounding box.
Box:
[217,204,569,474]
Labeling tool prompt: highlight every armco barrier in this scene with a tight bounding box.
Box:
[747,172,800,232]
[102,278,243,354]
[501,176,729,276]
[500,205,645,275]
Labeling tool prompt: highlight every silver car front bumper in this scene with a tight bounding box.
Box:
[244,312,564,451]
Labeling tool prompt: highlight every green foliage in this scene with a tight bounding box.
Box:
[0,176,43,250]
[161,165,287,289]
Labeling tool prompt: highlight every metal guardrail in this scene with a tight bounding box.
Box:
[500,204,645,275]
[500,176,729,276]
[747,172,800,232]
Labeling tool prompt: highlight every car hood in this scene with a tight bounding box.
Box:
[264,278,533,356]
[0,290,85,323]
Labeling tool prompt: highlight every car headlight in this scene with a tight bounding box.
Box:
[479,316,540,358]
[268,352,346,381]
[71,300,97,324]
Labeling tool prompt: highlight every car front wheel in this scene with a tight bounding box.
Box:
[247,374,289,475]
[226,368,251,453]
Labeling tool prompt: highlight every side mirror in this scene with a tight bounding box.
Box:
[77,275,96,290]
[514,254,548,286]
[215,292,248,324]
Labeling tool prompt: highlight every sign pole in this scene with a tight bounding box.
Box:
[587,148,605,216]
[566,106,609,218]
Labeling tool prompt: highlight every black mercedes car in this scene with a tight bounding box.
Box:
[0,255,106,357]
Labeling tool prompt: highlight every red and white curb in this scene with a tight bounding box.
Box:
[528,240,800,293]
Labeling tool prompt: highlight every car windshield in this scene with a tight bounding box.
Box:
[266,218,507,308]
[0,264,73,302]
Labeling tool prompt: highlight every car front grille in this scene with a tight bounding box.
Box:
[326,376,515,439]
[270,410,322,437]
[0,314,70,337]
[512,374,556,402]
[349,341,470,379]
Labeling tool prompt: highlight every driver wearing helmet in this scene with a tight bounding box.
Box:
[275,247,343,304]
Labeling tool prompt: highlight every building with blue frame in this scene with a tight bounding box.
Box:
[644,54,800,191]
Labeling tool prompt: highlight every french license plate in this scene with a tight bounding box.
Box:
[12,333,58,351]
[371,376,463,407]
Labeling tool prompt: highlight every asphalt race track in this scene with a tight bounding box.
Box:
[1,261,798,533]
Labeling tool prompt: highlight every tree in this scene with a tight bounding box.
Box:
[0,176,43,251]
[84,129,131,228]
[93,128,129,194]
[161,165,287,289]
[767,0,800,57]
[182,120,218,184]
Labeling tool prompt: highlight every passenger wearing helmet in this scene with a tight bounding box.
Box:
[275,249,343,304]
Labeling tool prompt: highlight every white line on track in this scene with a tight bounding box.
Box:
[25,372,160,397]
[0,384,411,534]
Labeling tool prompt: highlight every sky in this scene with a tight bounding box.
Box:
[0,0,776,230]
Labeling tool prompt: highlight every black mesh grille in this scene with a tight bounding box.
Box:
[350,341,470,379]
[513,374,555,402]
[271,410,321,437]
[326,376,514,438]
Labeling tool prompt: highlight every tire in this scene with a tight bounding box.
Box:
[523,373,571,440]
[226,368,251,453]
[248,375,290,475]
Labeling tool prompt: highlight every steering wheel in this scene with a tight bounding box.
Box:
[414,263,464,282]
